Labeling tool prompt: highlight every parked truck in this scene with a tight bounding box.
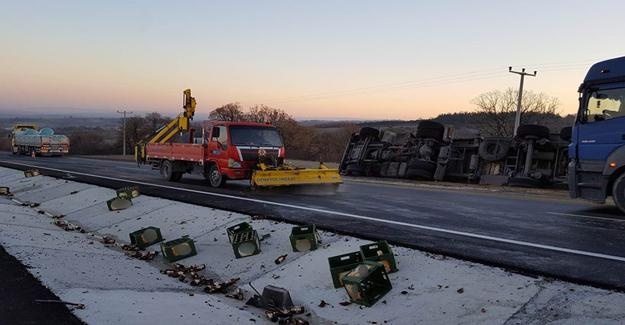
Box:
[11,123,70,156]
[135,89,342,188]
[569,56,625,213]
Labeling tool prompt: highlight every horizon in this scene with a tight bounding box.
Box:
[2,1,625,120]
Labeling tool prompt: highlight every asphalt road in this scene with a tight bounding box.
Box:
[2,152,625,290]
[0,245,84,325]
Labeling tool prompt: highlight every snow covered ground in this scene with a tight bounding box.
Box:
[1,166,625,324]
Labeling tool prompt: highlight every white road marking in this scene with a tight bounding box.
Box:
[547,212,625,223]
[3,160,625,263]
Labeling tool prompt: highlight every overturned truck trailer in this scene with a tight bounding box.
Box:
[339,121,447,180]
[339,122,571,187]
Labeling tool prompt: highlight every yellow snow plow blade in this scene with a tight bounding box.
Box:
[251,163,342,187]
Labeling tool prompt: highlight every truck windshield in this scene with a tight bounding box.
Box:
[230,126,283,147]
[584,87,625,122]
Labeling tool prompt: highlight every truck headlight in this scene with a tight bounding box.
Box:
[228,158,241,168]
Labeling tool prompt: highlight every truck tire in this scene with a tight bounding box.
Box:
[161,160,178,182]
[534,141,556,152]
[416,121,445,141]
[359,127,379,139]
[560,126,572,141]
[172,172,183,182]
[405,159,436,179]
[517,124,550,140]
[612,173,625,214]
[344,164,363,176]
[479,138,510,162]
[207,164,226,188]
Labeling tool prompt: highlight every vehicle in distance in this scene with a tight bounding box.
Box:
[10,123,70,156]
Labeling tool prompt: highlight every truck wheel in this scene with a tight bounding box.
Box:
[478,138,510,162]
[350,133,361,142]
[207,165,226,188]
[344,164,363,176]
[560,126,572,141]
[172,172,183,182]
[161,160,177,181]
[416,121,445,141]
[359,127,379,139]
[517,124,550,140]
[612,173,625,214]
[405,160,437,179]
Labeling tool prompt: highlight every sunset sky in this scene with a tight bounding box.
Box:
[2,1,625,120]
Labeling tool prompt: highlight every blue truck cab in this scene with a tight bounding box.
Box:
[569,56,625,212]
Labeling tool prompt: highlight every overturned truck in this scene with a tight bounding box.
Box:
[339,121,571,187]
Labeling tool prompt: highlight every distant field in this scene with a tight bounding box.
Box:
[0,117,120,130]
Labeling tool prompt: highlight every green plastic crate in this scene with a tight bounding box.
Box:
[106,197,132,211]
[116,186,140,199]
[360,240,398,273]
[160,236,197,262]
[231,229,261,258]
[328,251,363,288]
[227,222,253,244]
[24,169,40,177]
[289,224,320,252]
[129,226,163,248]
[342,261,392,307]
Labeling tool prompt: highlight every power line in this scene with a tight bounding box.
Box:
[265,70,509,105]
[244,59,600,105]
[259,68,504,103]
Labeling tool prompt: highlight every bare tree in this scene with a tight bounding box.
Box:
[473,88,559,136]
[245,105,293,123]
[209,103,245,121]
[122,116,146,150]
[143,112,169,134]
[245,105,308,150]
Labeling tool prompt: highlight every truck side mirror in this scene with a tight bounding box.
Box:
[211,127,220,140]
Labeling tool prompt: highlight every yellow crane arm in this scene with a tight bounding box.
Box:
[135,89,196,163]
[149,89,196,144]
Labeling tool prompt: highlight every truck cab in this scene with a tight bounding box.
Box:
[202,121,285,186]
[569,56,625,212]
[10,123,37,154]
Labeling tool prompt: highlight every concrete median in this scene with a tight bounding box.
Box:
[1,166,624,324]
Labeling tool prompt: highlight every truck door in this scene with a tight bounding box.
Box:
[576,84,625,166]
[207,125,229,168]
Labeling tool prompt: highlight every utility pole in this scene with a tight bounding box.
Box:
[116,110,134,156]
[509,67,537,136]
